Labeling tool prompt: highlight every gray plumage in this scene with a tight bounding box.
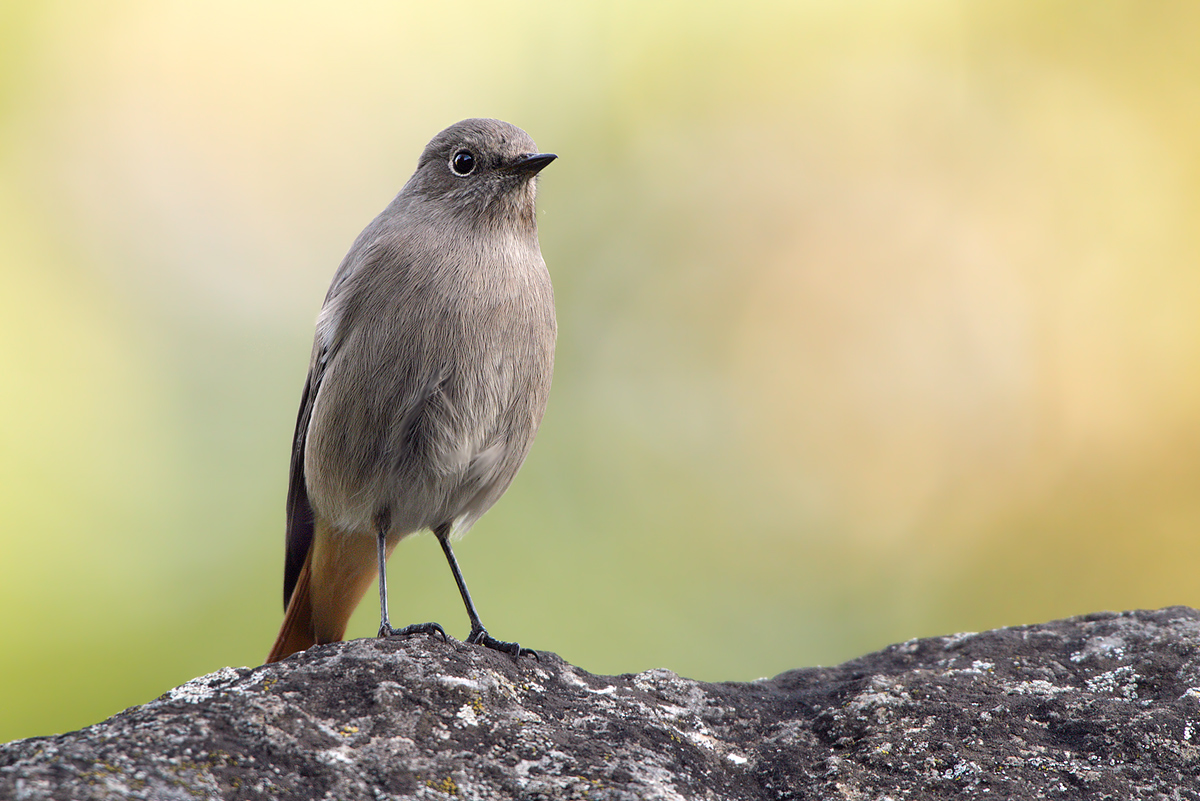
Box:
[270,119,556,663]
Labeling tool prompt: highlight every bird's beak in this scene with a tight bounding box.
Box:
[506,153,557,177]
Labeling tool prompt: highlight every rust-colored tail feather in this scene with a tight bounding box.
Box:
[266,547,317,663]
[267,520,390,664]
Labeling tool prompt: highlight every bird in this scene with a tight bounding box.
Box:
[266,118,556,664]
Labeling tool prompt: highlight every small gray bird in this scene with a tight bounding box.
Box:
[267,119,556,663]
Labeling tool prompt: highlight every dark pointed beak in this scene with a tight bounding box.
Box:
[506,153,557,177]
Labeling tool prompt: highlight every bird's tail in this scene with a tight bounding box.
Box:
[266,547,317,663]
[266,523,392,663]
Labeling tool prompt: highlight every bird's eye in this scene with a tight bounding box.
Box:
[450,150,476,176]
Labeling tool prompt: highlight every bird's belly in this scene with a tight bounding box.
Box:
[303,350,546,538]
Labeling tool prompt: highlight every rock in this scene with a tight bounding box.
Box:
[5,607,1200,799]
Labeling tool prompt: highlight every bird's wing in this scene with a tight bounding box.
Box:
[280,228,387,610]
[283,360,320,611]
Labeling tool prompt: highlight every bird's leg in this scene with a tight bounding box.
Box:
[376,526,447,642]
[435,524,536,659]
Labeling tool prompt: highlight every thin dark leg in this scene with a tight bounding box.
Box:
[376,528,447,642]
[435,525,536,659]
[376,529,391,633]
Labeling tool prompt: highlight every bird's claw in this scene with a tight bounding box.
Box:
[378,621,448,642]
[466,627,538,660]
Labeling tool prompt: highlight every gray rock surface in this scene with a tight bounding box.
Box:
[5,607,1200,799]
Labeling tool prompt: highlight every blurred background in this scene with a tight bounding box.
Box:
[3,0,1200,742]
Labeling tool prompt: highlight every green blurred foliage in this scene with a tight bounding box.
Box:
[3,0,1200,741]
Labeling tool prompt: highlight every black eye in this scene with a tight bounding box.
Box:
[451,150,476,176]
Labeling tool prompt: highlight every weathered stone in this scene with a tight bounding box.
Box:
[5,607,1200,799]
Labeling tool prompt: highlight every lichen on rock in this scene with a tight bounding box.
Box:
[5,607,1200,799]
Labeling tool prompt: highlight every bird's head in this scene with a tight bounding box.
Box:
[409,118,555,231]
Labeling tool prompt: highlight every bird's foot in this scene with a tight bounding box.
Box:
[466,627,538,660]
[378,621,448,641]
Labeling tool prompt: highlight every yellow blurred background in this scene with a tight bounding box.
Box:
[3,1,1200,742]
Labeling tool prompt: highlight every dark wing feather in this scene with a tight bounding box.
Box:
[283,365,319,610]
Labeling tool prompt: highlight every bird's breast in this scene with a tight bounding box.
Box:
[303,237,554,537]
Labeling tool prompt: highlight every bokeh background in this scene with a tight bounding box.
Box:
[3,0,1200,742]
